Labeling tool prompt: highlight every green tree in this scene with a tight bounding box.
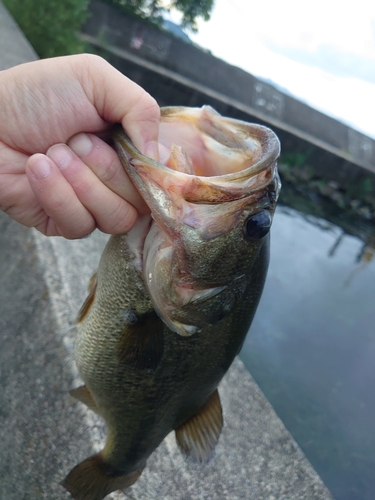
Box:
[3,0,90,58]
[105,0,215,32]
[172,0,215,31]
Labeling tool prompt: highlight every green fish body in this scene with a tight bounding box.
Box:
[63,106,280,500]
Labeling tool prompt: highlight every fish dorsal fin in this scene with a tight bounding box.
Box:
[119,311,164,372]
[62,452,143,500]
[70,386,100,415]
[77,272,97,323]
[175,389,223,463]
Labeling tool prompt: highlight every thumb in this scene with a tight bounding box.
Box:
[78,54,160,158]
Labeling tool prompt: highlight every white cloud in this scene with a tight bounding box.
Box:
[188,0,375,139]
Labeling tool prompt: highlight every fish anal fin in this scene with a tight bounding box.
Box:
[62,453,143,500]
[77,272,97,323]
[70,386,100,415]
[175,389,223,464]
[118,311,164,372]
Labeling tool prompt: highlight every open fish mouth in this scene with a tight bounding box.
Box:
[113,106,280,336]
[116,106,278,191]
[114,106,280,238]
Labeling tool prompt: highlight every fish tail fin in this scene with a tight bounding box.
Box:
[62,453,142,500]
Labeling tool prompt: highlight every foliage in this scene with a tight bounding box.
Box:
[3,0,90,58]
[346,177,374,200]
[279,151,309,168]
[104,0,215,32]
[172,0,214,30]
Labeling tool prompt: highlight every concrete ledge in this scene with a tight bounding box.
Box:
[0,1,37,70]
[0,213,334,499]
[0,3,332,498]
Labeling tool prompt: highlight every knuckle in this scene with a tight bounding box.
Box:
[129,91,160,125]
[60,218,95,240]
[49,194,71,214]
[98,200,137,234]
[138,94,160,123]
[72,179,93,199]
[75,53,105,73]
[98,155,119,185]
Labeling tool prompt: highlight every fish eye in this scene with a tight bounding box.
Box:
[244,211,272,240]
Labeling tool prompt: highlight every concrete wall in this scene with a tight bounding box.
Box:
[0,2,333,499]
[82,0,375,194]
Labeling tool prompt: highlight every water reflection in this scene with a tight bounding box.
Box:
[240,205,375,500]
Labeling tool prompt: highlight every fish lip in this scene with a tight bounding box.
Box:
[158,105,280,182]
[208,125,279,183]
[113,121,280,181]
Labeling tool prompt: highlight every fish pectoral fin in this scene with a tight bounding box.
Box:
[175,389,223,464]
[62,453,143,500]
[119,312,164,372]
[76,272,97,323]
[69,386,100,415]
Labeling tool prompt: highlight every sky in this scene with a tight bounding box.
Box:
[171,0,375,140]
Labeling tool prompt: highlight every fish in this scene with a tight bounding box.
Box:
[62,106,280,500]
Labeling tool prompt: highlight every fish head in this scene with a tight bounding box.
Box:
[114,106,280,336]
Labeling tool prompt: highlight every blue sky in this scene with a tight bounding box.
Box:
[171,0,375,139]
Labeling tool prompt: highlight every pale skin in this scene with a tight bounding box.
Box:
[0,53,160,239]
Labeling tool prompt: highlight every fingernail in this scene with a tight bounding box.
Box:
[47,144,72,170]
[144,141,160,161]
[29,155,51,180]
[68,133,93,158]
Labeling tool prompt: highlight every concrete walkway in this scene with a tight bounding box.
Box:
[0,1,37,70]
[0,3,333,499]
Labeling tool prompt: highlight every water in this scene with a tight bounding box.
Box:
[240,201,375,500]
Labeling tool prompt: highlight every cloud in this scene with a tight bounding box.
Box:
[264,42,375,86]
[189,0,375,139]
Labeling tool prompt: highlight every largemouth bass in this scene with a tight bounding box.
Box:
[62,106,280,500]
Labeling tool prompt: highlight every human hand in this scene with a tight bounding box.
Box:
[0,54,160,238]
